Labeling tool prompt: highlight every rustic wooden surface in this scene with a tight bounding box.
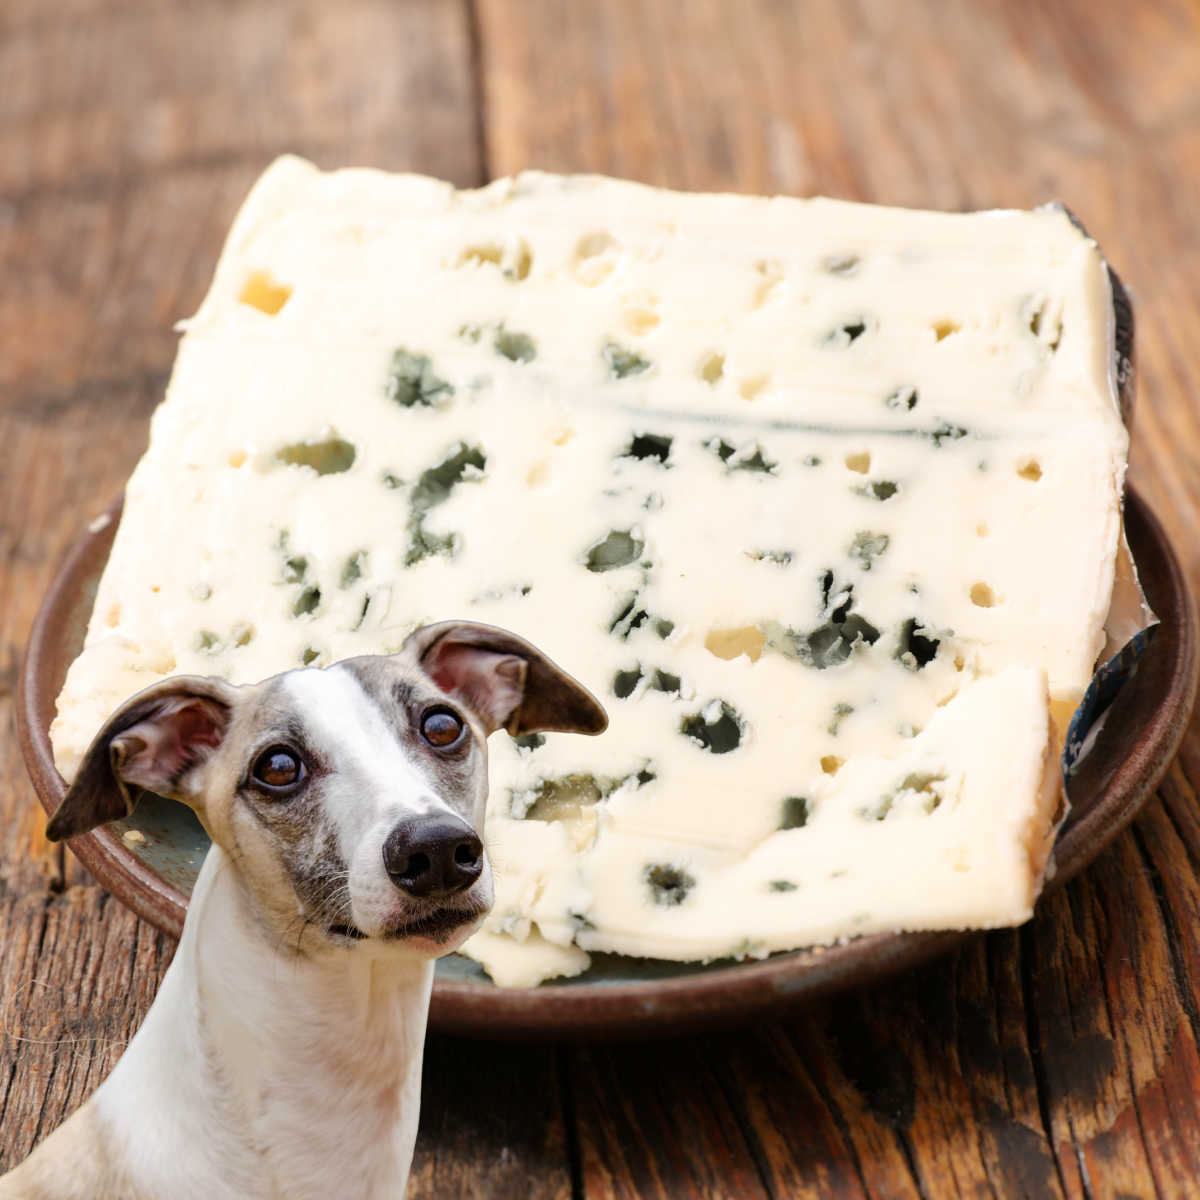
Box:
[3,0,1200,1194]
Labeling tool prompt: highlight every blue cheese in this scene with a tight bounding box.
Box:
[51,157,1128,986]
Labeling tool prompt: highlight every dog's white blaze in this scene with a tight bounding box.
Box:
[282,666,447,829]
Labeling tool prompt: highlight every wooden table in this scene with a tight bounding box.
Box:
[4,1,1200,1194]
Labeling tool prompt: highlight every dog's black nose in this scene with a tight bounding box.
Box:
[383,816,483,898]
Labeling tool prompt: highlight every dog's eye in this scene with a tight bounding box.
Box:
[252,746,304,791]
[421,709,464,748]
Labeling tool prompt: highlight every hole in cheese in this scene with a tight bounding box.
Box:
[738,374,770,401]
[822,252,859,276]
[572,233,618,286]
[645,863,695,906]
[584,529,644,572]
[820,755,844,775]
[613,667,642,699]
[698,351,725,384]
[1017,458,1043,482]
[752,259,785,308]
[844,451,871,474]
[494,327,537,363]
[970,582,998,607]
[780,796,811,829]
[1028,298,1063,350]
[238,271,292,315]
[680,702,743,754]
[704,626,766,662]
[509,244,533,280]
[293,587,321,617]
[623,432,672,464]
[340,551,366,588]
[577,232,616,259]
[886,385,919,411]
[457,241,532,280]
[623,307,661,336]
[276,438,357,476]
[460,244,502,266]
[603,342,651,379]
[857,479,898,501]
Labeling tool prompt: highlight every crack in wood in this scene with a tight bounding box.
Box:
[1132,817,1200,1053]
[824,991,928,1199]
[1017,922,1074,1198]
[982,935,1065,1199]
[776,1021,872,1198]
[0,1059,18,1141]
[957,951,1003,1200]
[48,845,66,895]
[556,1046,585,1200]
[464,0,493,186]
[1129,816,1200,1196]
[893,1117,930,1200]
[31,895,52,962]
[1160,764,1200,873]
[706,1047,777,1200]
[1090,852,1167,1200]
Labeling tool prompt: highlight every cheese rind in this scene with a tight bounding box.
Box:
[52,158,1128,986]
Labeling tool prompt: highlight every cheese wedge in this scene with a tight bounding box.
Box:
[51,157,1128,986]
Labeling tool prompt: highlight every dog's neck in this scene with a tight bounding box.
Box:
[95,846,435,1199]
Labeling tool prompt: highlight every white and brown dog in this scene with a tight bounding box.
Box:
[1,621,605,1199]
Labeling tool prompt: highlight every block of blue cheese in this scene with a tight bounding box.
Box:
[51,157,1132,987]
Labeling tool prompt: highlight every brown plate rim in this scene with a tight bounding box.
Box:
[18,486,1199,1038]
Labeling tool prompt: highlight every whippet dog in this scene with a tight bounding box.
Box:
[1,620,606,1199]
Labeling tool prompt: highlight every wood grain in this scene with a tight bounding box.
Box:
[4,0,1200,1196]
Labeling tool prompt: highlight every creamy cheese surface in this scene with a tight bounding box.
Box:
[52,157,1128,986]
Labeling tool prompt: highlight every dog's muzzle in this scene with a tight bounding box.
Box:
[382,815,483,899]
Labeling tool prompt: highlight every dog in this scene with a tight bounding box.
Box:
[1,620,606,1199]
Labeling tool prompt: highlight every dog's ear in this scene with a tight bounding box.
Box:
[46,676,239,842]
[406,621,608,738]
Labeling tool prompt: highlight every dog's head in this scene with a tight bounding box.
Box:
[46,621,606,957]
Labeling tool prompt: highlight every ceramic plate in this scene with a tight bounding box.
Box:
[18,487,1198,1036]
